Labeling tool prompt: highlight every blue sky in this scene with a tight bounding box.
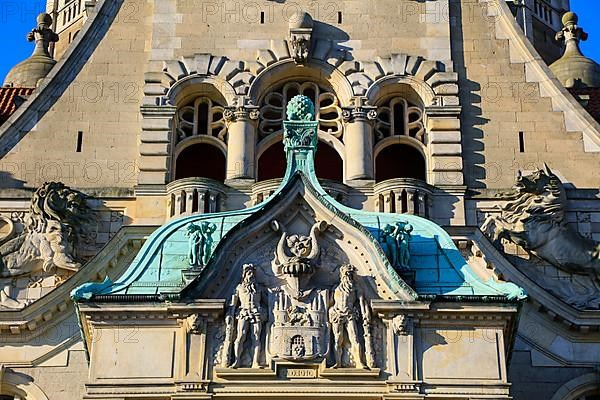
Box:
[0,1,598,83]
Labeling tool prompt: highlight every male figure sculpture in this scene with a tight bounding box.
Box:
[329,264,373,368]
[227,263,266,368]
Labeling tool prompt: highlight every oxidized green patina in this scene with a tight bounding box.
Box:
[72,96,525,302]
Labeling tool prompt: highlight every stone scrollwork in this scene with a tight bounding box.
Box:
[1,182,94,309]
[186,221,217,268]
[481,164,600,281]
[380,222,413,270]
[223,263,267,368]
[329,264,375,369]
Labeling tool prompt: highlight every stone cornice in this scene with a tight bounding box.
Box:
[0,225,154,342]
[447,225,600,330]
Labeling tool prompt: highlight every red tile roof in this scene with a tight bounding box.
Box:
[0,87,34,125]
[568,87,600,124]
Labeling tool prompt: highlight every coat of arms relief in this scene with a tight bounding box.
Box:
[212,208,382,373]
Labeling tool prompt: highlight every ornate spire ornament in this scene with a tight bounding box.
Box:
[281,95,320,181]
[550,12,600,88]
[3,13,59,87]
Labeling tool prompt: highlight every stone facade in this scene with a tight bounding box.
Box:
[0,0,599,399]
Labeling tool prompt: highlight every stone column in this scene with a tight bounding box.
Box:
[224,105,260,181]
[343,100,377,182]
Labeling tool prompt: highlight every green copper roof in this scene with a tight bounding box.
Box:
[72,95,525,302]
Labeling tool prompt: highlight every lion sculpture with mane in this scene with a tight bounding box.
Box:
[0,182,93,308]
[482,164,600,281]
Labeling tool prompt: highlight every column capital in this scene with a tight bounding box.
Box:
[343,96,377,122]
[342,106,377,123]
[224,105,260,123]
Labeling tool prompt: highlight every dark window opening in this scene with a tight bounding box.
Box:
[257,141,343,182]
[315,142,343,182]
[175,143,226,181]
[76,131,83,152]
[393,102,405,135]
[337,11,343,24]
[518,131,525,153]
[375,144,426,182]
[198,102,210,135]
[260,11,265,24]
[257,141,287,181]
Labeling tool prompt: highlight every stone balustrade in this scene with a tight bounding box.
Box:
[374,178,433,218]
[166,177,227,219]
[251,178,349,206]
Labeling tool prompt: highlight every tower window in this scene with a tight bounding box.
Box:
[518,131,525,153]
[76,131,83,152]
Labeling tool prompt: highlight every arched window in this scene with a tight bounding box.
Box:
[375,97,425,143]
[259,81,343,138]
[175,143,226,181]
[257,141,343,182]
[257,141,286,181]
[315,142,343,182]
[375,144,426,182]
[175,97,226,146]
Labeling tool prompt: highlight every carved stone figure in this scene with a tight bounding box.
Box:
[186,221,217,267]
[0,182,92,277]
[481,164,600,280]
[0,183,93,308]
[392,314,410,336]
[329,264,374,369]
[381,222,413,270]
[224,264,266,368]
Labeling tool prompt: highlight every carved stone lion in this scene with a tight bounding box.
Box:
[481,164,600,280]
[0,182,93,278]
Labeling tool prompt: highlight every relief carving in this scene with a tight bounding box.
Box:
[329,264,375,369]
[271,219,328,298]
[223,263,267,368]
[1,182,94,309]
[481,165,600,281]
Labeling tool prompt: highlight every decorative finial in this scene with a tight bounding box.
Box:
[286,95,315,121]
[281,95,319,175]
[556,12,588,57]
[28,13,59,59]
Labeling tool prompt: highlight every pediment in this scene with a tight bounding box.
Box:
[184,173,416,302]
